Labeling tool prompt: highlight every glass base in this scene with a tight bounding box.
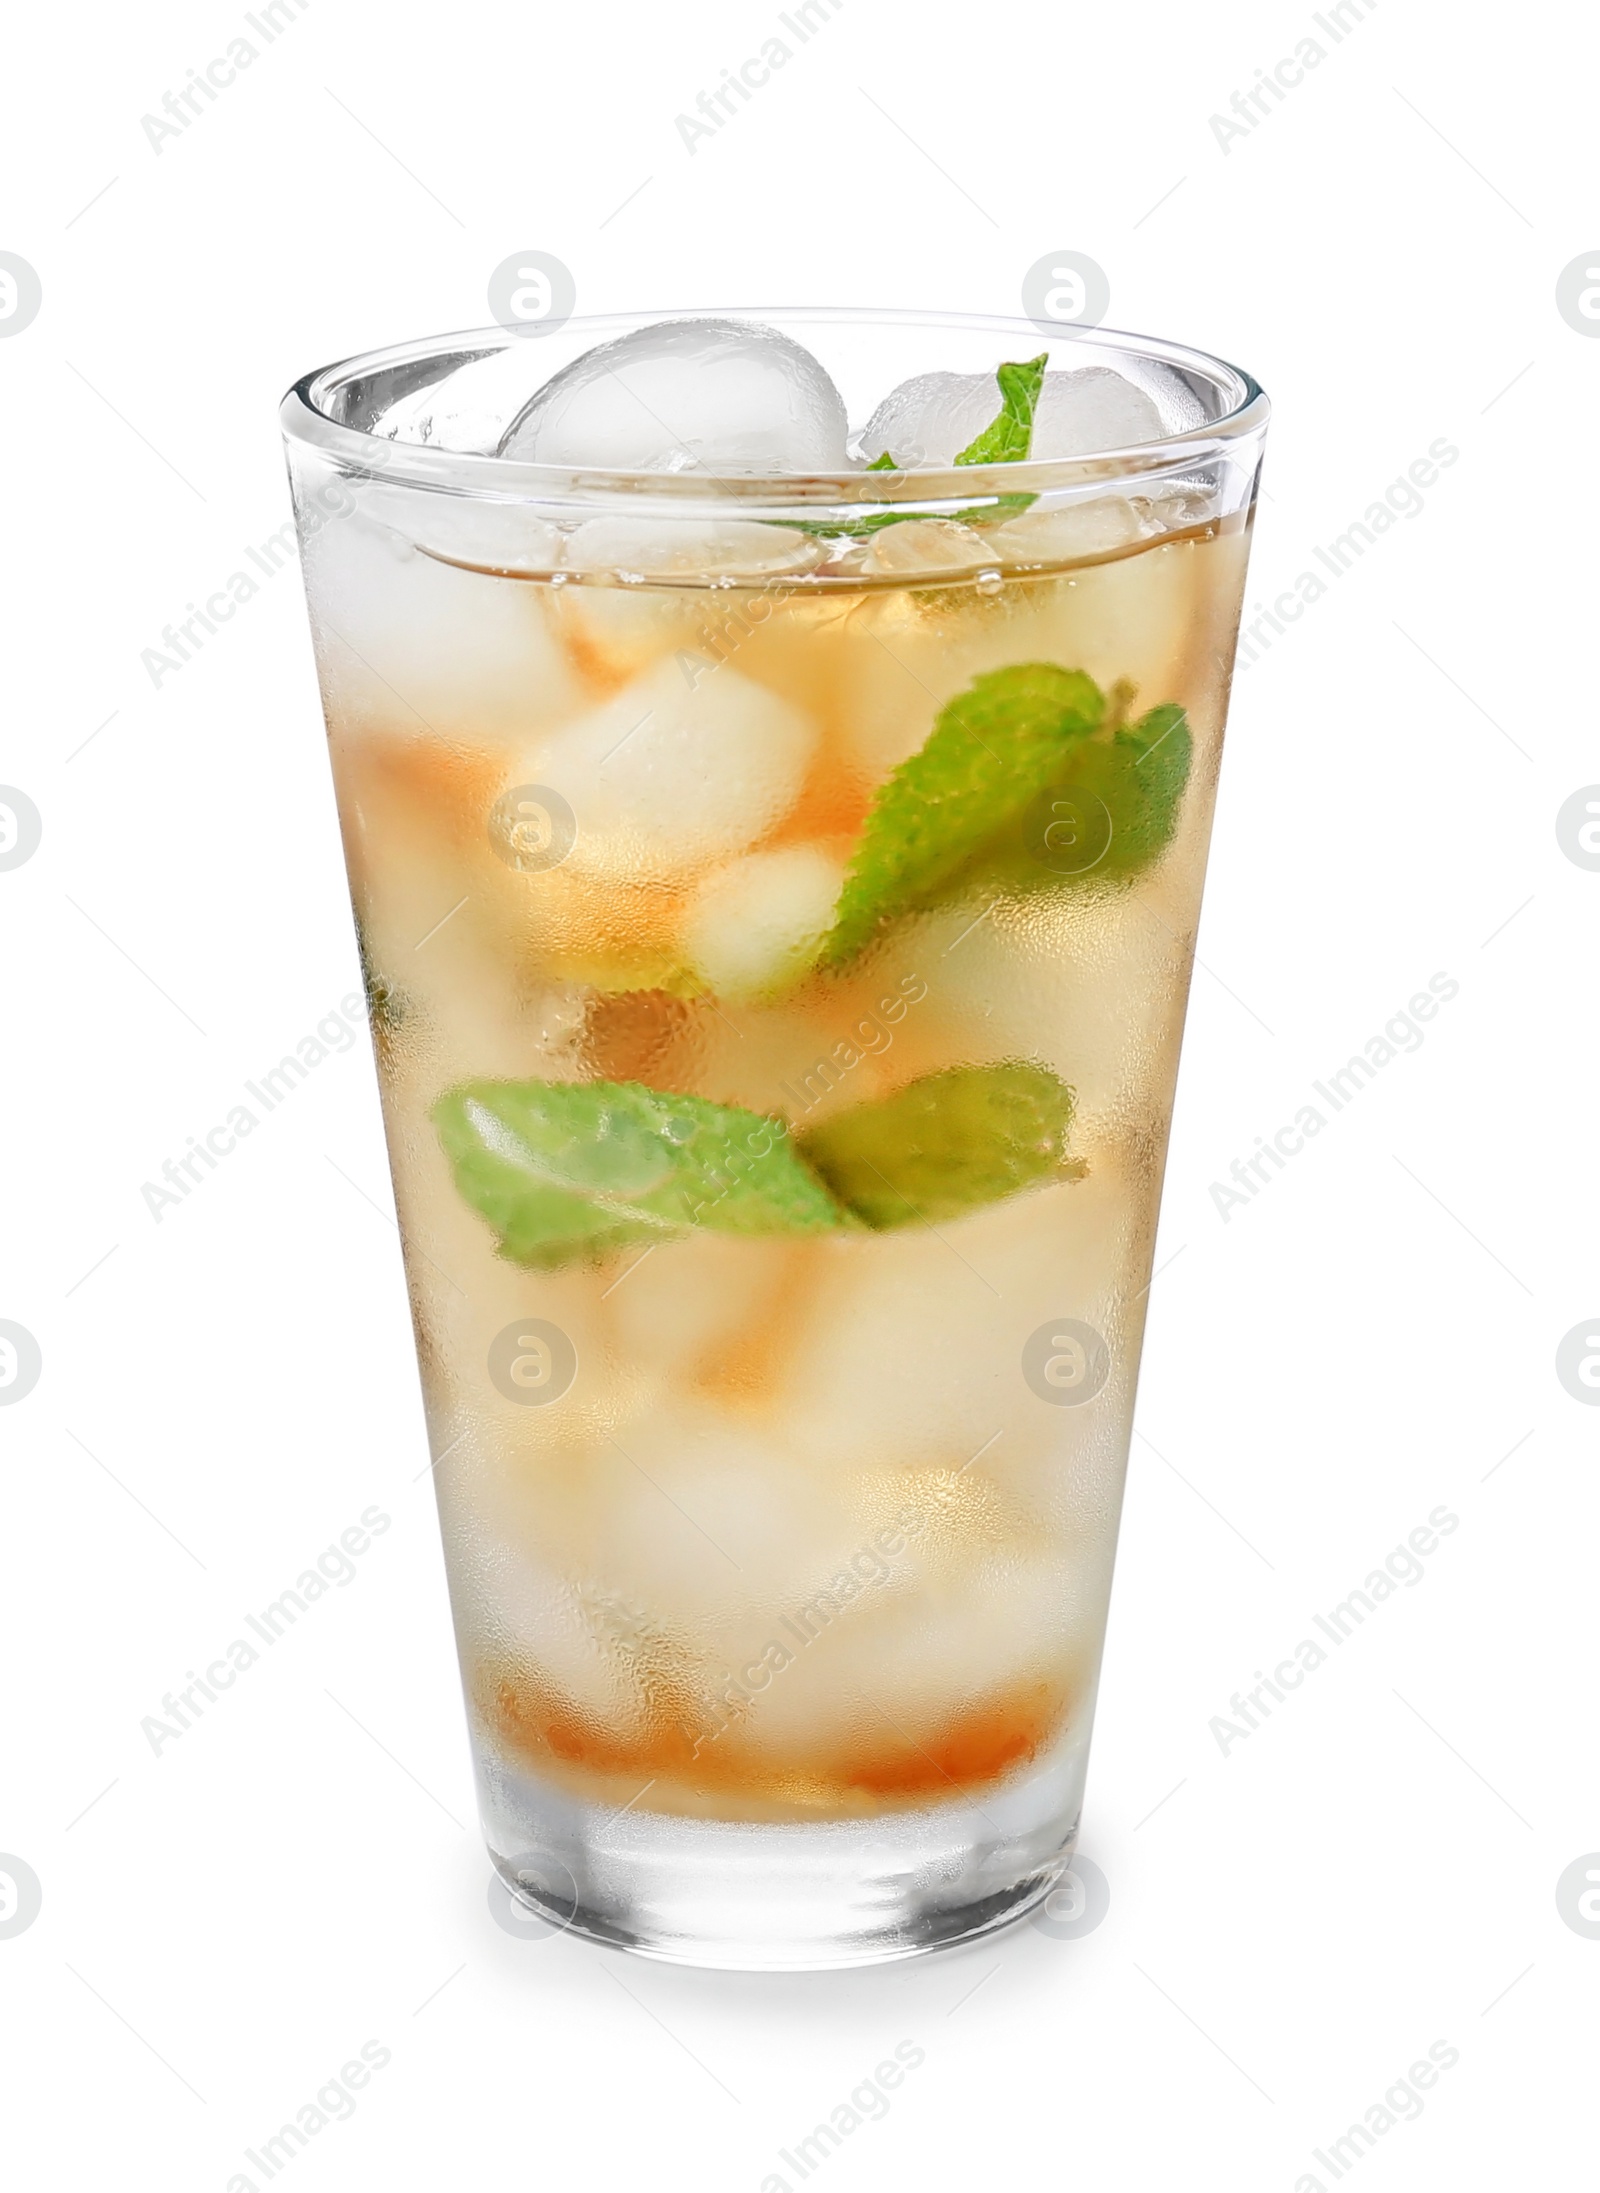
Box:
[477,1730,1088,1970]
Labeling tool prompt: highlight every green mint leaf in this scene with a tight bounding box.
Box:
[798,1064,1080,1230]
[944,355,1048,522]
[784,358,1045,540]
[821,663,1105,965]
[782,507,919,540]
[954,354,1048,467]
[433,1079,845,1269]
[985,699,1193,892]
[1077,701,1192,881]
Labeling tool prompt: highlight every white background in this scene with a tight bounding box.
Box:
[1,1,1595,2187]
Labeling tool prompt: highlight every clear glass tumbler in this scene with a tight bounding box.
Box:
[281,311,1267,1967]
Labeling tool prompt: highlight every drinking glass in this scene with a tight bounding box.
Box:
[281,311,1268,1967]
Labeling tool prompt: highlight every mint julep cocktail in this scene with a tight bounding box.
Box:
[282,312,1268,1967]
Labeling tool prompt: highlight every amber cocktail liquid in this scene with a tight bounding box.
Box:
[282,312,1267,1966]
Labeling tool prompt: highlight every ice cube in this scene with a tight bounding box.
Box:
[986,501,1144,564]
[366,345,552,455]
[858,372,986,467]
[680,844,844,1001]
[865,890,1190,1128]
[771,1178,1134,1476]
[1032,371,1167,457]
[497,317,851,473]
[603,1232,801,1390]
[524,657,817,882]
[1110,355,1209,437]
[860,366,1164,467]
[301,499,583,741]
[579,1401,872,1617]
[684,996,884,1120]
[561,517,823,579]
[407,498,564,577]
[453,1514,642,1735]
[554,578,704,690]
[551,521,825,689]
[745,1541,1085,1759]
[861,518,996,577]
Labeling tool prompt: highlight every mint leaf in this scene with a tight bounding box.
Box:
[954,354,1048,466]
[1072,701,1192,882]
[822,663,1105,965]
[783,506,917,541]
[817,675,1191,969]
[433,1079,845,1269]
[435,1068,1089,1260]
[990,699,1193,890]
[799,1064,1079,1230]
[787,357,1045,541]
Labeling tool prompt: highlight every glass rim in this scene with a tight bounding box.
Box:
[279,307,1269,511]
